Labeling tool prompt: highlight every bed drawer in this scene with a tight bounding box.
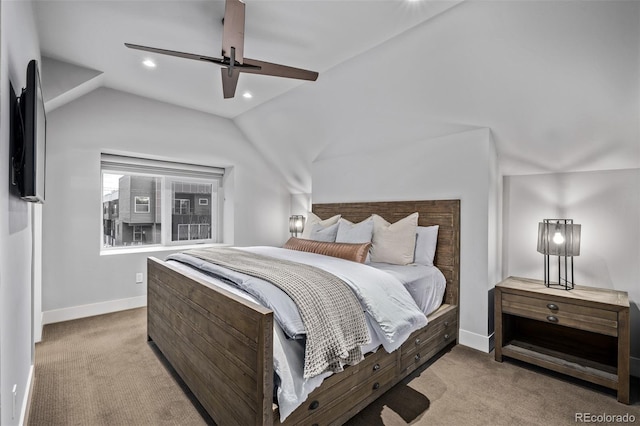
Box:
[502,293,618,336]
[280,347,396,425]
[307,363,397,426]
[400,310,457,374]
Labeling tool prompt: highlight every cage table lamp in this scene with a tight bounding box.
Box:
[536,219,581,290]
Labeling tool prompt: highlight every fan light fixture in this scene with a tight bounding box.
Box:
[142,59,156,68]
[125,0,318,99]
[242,91,253,99]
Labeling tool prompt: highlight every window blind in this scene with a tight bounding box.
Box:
[101,154,225,179]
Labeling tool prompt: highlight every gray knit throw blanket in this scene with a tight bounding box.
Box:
[185,247,370,378]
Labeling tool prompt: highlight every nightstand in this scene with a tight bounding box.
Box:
[494,276,630,404]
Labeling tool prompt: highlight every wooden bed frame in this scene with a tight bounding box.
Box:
[147,200,460,425]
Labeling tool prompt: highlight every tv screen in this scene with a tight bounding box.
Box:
[11,59,46,203]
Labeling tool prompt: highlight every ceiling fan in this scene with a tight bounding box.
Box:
[125,0,319,99]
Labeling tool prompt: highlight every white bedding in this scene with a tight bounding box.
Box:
[368,262,446,315]
[166,246,429,421]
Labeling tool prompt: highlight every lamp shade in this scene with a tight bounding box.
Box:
[289,215,305,236]
[537,220,581,256]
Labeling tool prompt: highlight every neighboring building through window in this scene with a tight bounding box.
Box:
[101,154,224,250]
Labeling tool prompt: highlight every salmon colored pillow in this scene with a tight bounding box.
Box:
[283,238,371,263]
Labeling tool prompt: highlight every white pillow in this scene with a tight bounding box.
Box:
[370,212,418,265]
[335,217,373,244]
[300,212,340,239]
[308,222,339,242]
[414,225,439,266]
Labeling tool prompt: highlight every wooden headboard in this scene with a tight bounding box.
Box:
[313,200,460,306]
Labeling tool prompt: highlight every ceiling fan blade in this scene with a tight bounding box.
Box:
[222,0,245,63]
[241,58,319,81]
[125,43,226,65]
[221,68,240,99]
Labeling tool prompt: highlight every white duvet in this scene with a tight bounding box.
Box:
[167,246,428,421]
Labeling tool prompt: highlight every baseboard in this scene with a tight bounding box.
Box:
[459,328,493,353]
[42,295,146,325]
[632,356,640,378]
[19,365,34,426]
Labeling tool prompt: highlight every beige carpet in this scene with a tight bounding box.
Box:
[28,307,639,425]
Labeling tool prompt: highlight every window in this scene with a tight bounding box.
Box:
[173,199,190,215]
[101,154,224,250]
[135,196,150,213]
[133,225,144,242]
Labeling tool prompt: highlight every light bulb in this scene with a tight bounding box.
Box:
[552,231,564,245]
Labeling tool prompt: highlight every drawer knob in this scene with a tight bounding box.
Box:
[444,321,450,327]
[372,382,380,390]
[309,400,319,410]
[547,303,559,311]
[547,315,558,323]
[415,353,421,362]
[415,338,421,345]
[372,363,380,371]
[444,333,450,340]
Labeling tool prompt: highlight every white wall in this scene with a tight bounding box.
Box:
[0,1,41,424]
[312,128,500,352]
[503,169,640,375]
[42,88,290,317]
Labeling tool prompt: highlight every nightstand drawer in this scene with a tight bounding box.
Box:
[502,293,618,336]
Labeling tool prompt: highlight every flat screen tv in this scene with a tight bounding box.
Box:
[10,59,46,203]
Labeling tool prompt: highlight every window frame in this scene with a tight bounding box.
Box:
[100,154,224,252]
[134,196,151,213]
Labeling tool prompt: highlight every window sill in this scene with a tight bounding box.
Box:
[100,242,231,256]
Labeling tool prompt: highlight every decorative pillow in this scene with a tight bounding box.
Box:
[300,212,340,239]
[335,217,373,244]
[308,222,339,242]
[370,212,419,265]
[414,225,439,266]
[283,238,372,263]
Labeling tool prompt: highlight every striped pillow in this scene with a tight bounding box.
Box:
[283,238,371,263]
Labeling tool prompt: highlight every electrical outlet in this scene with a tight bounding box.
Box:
[136,272,143,284]
[12,384,17,419]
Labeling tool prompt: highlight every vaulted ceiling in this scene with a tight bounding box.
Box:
[34,1,640,193]
[35,0,462,118]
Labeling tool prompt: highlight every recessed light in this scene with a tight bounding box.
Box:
[242,91,253,99]
[142,59,156,68]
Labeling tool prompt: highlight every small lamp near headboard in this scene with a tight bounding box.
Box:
[537,219,581,290]
[289,215,305,237]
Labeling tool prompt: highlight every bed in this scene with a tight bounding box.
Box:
[147,199,460,425]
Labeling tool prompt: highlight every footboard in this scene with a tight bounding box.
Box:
[147,257,274,425]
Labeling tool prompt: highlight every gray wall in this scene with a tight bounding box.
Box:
[312,128,501,352]
[503,169,640,375]
[42,88,291,316]
[0,1,41,424]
